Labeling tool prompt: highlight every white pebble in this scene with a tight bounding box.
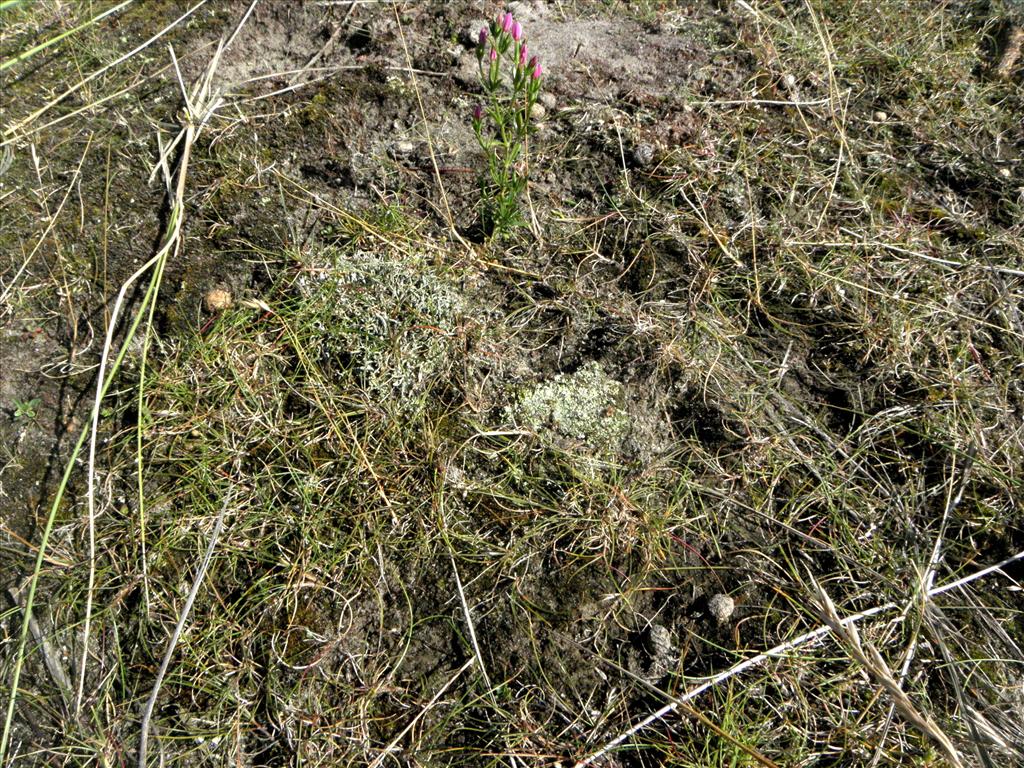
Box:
[203,288,232,313]
[708,593,735,623]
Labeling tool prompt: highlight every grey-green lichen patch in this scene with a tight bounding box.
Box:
[304,249,464,414]
[507,362,629,454]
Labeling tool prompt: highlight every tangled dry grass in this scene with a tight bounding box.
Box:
[2,1,1023,766]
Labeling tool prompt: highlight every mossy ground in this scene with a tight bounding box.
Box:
[2,1,1023,766]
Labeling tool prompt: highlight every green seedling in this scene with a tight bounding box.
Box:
[12,397,40,421]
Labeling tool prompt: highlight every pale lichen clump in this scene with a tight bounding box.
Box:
[307,250,464,412]
[508,361,629,453]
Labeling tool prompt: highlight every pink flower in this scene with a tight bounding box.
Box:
[489,48,498,62]
[472,104,484,121]
[511,21,522,41]
[519,43,528,66]
[501,12,514,33]
[478,27,488,46]
[530,56,542,79]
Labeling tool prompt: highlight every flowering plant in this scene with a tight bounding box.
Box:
[471,10,543,236]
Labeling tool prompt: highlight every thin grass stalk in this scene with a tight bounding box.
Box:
[0,244,167,762]
[573,547,1024,768]
[76,32,228,718]
[75,155,187,718]
[1,1,207,143]
[0,0,134,73]
[137,456,239,767]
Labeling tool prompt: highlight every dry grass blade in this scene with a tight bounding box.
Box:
[75,36,227,720]
[809,576,964,767]
[2,1,1021,764]
[0,1,208,144]
[575,548,1024,767]
[137,454,240,768]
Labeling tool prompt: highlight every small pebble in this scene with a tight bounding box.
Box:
[530,102,546,120]
[539,91,556,110]
[708,593,736,623]
[632,142,655,168]
[647,624,673,658]
[873,110,888,122]
[999,167,1011,178]
[394,140,415,155]
[203,288,232,313]
[781,73,797,90]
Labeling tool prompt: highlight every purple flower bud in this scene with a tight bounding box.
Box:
[519,43,528,66]
[501,12,514,33]
[511,21,522,41]
[472,104,484,121]
[530,56,542,79]
[489,47,498,62]
[478,27,487,46]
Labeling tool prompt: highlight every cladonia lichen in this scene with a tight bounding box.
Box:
[507,362,629,453]
[306,250,463,413]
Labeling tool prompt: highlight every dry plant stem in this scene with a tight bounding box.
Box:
[810,578,964,767]
[5,588,73,709]
[75,100,199,721]
[449,553,494,694]
[589,643,781,768]
[925,446,975,595]
[78,20,232,719]
[0,0,133,73]
[573,548,1024,768]
[137,459,239,768]
[367,659,474,768]
[1,1,208,144]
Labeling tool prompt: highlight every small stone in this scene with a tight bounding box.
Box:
[632,142,655,168]
[394,140,415,155]
[873,110,888,122]
[508,2,538,22]
[999,167,1012,178]
[538,91,556,110]
[203,288,232,313]
[530,102,546,120]
[462,20,488,48]
[647,624,673,659]
[781,73,797,90]
[708,593,735,623]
